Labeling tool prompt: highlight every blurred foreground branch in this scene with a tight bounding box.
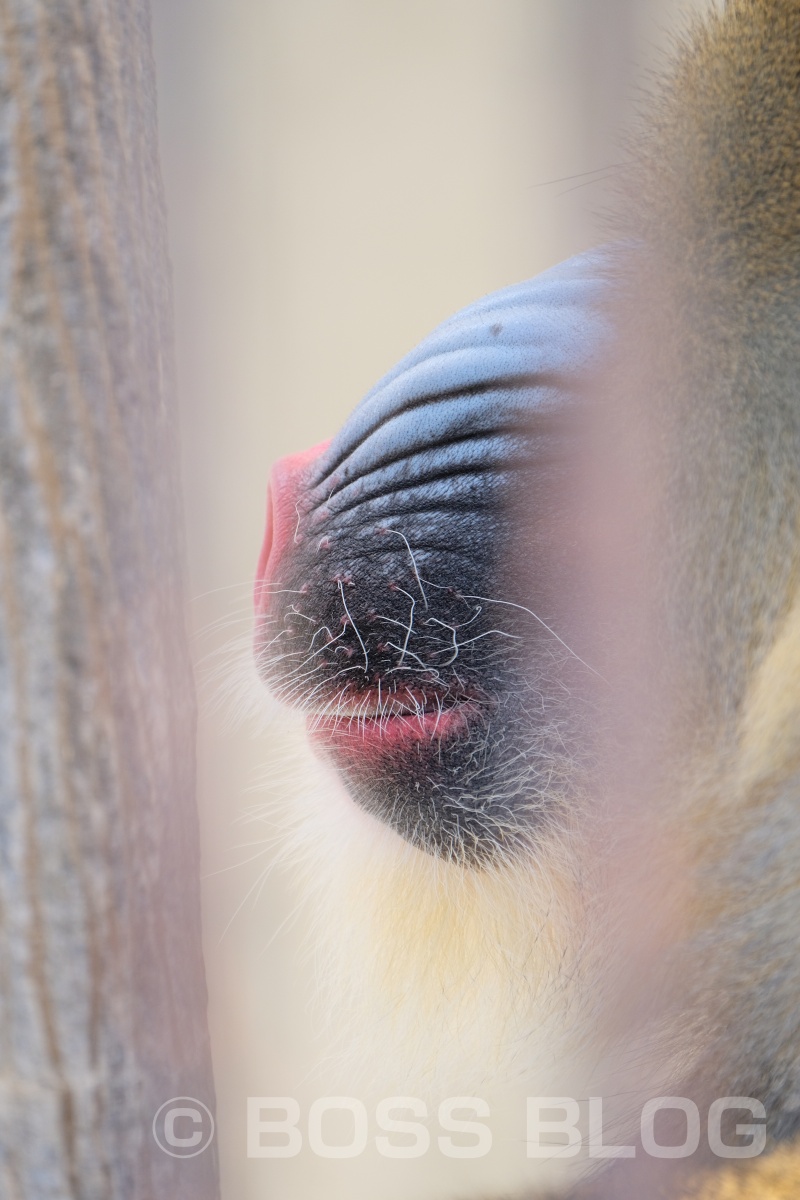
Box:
[0,1,218,1196]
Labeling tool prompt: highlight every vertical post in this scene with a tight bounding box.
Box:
[0,1,218,1197]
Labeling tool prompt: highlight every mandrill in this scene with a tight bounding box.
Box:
[253,2,800,1197]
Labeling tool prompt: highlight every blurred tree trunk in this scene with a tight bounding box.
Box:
[0,1,218,1197]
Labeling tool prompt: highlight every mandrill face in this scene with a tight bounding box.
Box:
[246,8,800,1191]
[254,252,609,866]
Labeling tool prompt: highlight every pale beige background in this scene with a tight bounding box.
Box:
[151,3,705,1197]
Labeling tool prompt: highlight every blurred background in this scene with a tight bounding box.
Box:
[150,3,704,1196]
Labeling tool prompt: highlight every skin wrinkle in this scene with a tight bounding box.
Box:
[317,425,535,506]
[322,462,524,523]
[312,373,566,492]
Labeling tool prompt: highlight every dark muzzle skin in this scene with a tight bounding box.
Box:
[255,251,610,865]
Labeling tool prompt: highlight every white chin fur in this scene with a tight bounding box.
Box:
[254,709,673,1197]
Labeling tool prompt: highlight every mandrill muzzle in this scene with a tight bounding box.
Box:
[254,251,609,865]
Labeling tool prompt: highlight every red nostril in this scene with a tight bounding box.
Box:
[254,439,331,615]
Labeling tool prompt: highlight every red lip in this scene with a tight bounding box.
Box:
[306,696,476,758]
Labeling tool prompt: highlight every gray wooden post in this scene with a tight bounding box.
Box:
[0,1,219,1196]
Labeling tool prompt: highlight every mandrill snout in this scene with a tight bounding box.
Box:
[253,251,610,863]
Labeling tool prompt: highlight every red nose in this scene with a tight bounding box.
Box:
[254,440,331,615]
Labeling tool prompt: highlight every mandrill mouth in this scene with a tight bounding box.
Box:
[304,685,480,748]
